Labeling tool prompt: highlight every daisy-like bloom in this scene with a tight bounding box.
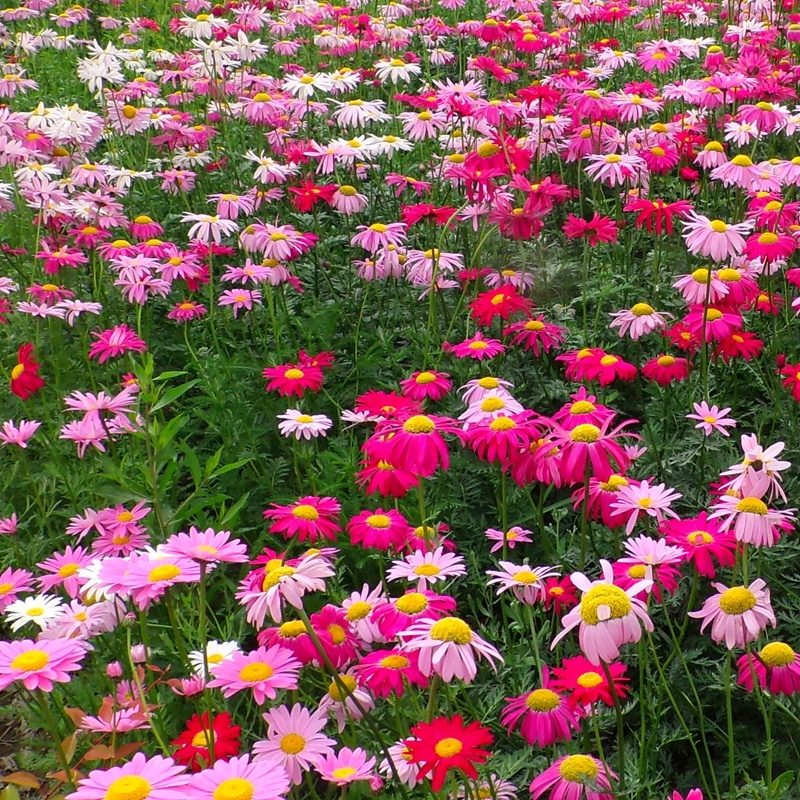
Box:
[398,616,503,683]
[4,593,63,631]
[681,212,752,262]
[610,479,682,535]
[172,712,241,772]
[501,667,582,746]
[373,590,457,640]
[387,547,466,589]
[263,363,325,398]
[123,554,202,610]
[0,419,41,447]
[0,568,34,613]
[66,753,190,800]
[277,409,333,440]
[721,434,791,501]
[310,604,361,669]
[485,526,533,553]
[683,305,742,343]
[208,645,300,705]
[449,332,506,360]
[10,344,45,400]
[374,57,421,84]
[686,402,737,436]
[88,324,147,362]
[469,286,534,327]
[0,638,86,692]
[255,704,336,785]
[641,355,690,386]
[236,556,335,627]
[551,656,629,710]
[707,485,795,548]
[163,527,248,565]
[187,641,241,677]
[551,560,653,665]
[191,754,290,800]
[486,562,561,605]
[168,301,207,322]
[737,642,800,695]
[318,671,375,732]
[691,580,777,649]
[504,316,566,356]
[400,370,452,402]
[405,715,493,792]
[609,303,671,340]
[372,414,461,477]
[613,536,686,601]
[672,268,729,305]
[342,584,386,645]
[529,754,615,800]
[661,513,736,578]
[379,740,420,788]
[316,747,376,786]
[348,509,411,552]
[37,545,92,597]
[583,153,646,188]
[264,496,342,544]
[353,648,428,698]
[460,376,515,405]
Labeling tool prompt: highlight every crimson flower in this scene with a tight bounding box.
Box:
[401,204,458,227]
[469,286,533,327]
[780,362,800,401]
[563,213,619,245]
[10,344,45,400]
[404,715,493,791]
[289,180,336,213]
[623,198,693,234]
[171,712,241,771]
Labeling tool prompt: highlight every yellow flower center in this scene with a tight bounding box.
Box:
[628,565,647,579]
[345,602,372,622]
[481,397,506,412]
[418,111,433,121]
[477,142,500,158]
[213,777,255,800]
[327,674,357,701]
[142,560,179,584]
[599,355,618,366]
[513,570,540,584]
[731,154,753,167]
[262,566,297,590]
[403,415,435,434]
[525,688,560,711]
[395,592,429,614]
[579,584,632,625]
[764,201,782,212]
[10,363,25,381]
[414,564,441,577]
[389,58,406,67]
[657,356,676,367]
[280,620,307,638]
[292,504,319,520]
[478,377,500,389]
[525,319,545,331]
[735,497,768,515]
[208,653,224,664]
[11,650,50,672]
[105,776,153,800]
[688,530,713,545]
[280,733,306,754]
[328,624,347,645]
[570,424,601,443]
[191,729,214,747]
[576,670,603,688]
[369,223,388,233]
[415,371,437,384]
[631,302,654,317]
[434,737,464,757]
[58,563,79,578]
[490,417,516,431]
[705,309,723,321]
[718,587,757,615]
[650,146,666,157]
[760,642,795,667]
[331,767,357,781]
[709,220,728,233]
[380,654,410,669]
[429,618,473,644]
[239,662,273,682]
[559,755,599,783]
[758,232,779,245]
[366,514,391,529]
[0,583,12,595]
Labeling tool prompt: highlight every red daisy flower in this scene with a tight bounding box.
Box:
[562,213,619,246]
[355,457,419,498]
[404,715,493,791]
[289,180,336,213]
[469,286,534,327]
[573,352,637,386]
[399,370,452,402]
[171,711,241,771]
[663,321,701,353]
[661,512,736,578]
[714,332,764,363]
[264,496,342,543]
[641,354,691,386]
[543,576,579,615]
[623,197,692,235]
[503,316,566,356]
[550,656,629,709]
[780,362,800,402]
[10,344,45,400]
[355,390,421,420]
[263,363,325,398]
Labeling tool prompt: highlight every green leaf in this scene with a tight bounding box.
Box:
[154,370,188,382]
[204,447,223,478]
[179,442,203,490]
[150,380,201,413]
[209,458,253,479]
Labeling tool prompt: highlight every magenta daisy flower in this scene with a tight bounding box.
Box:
[347,508,412,552]
[88,323,147,362]
[398,616,503,683]
[162,527,249,564]
[0,567,35,613]
[400,370,452,401]
[37,545,92,597]
[191,754,290,800]
[373,590,457,639]
[690,579,776,649]
[449,331,506,360]
[529,754,615,800]
[661,513,737,578]
[551,560,653,665]
[353,648,429,698]
[255,704,337,785]
[737,642,800,695]
[66,753,189,800]
[315,747,377,786]
[264,496,342,544]
[0,638,86,692]
[372,414,462,477]
[501,667,583,747]
[208,645,301,704]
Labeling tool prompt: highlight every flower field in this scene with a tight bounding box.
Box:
[3,0,800,797]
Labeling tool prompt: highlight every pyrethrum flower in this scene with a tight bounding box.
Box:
[190,754,290,800]
[737,642,800,695]
[681,213,752,261]
[686,402,737,436]
[0,638,86,692]
[690,579,776,649]
[551,560,653,665]
[386,547,466,589]
[66,753,190,800]
[486,562,561,604]
[208,645,301,704]
[529,754,615,800]
[277,409,333,440]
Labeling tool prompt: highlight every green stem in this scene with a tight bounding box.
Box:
[35,691,75,791]
[601,660,625,793]
[725,650,736,796]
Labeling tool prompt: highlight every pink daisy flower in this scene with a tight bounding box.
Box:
[689,579,776,649]
[37,545,93,597]
[0,419,41,447]
[686,402,737,436]
[88,324,147,362]
[400,370,452,401]
[486,562,561,605]
[529,754,615,800]
[501,667,583,747]
[707,486,795,548]
[661,513,736,578]
[373,590,457,640]
[315,747,376,786]
[122,554,202,610]
[371,414,462,477]
[737,642,800,695]
[681,213,752,262]
[609,479,682,535]
[347,508,412,552]
[398,616,503,683]
[0,567,34,613]
[386,547,466,589]
[0,638,86,692]
[353,648,429,698]
[449,331,506,360]
[208,645,301,704]
[255,704,337,785]
[318,671,376,733]
[551,560,653,665]
[485,526,533,553]
[66,753,189,800]
[162,527,249,564]
[264,496,342,544]
[191,754,290,800]
[609,303,671,340]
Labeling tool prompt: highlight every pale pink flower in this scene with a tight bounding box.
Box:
[386,547,466,590]
[681,213,752,262]
[686,402,737,436]
[609,303,671,340]
[208,645,301,704]
[721,434,791,501]
[0,419,41,447]
[316,747,376,786]
[485,526,533,553]
[486,562,561,604]
[278,409,333,440]
[163,527,249,564]
[610,480,682,535]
